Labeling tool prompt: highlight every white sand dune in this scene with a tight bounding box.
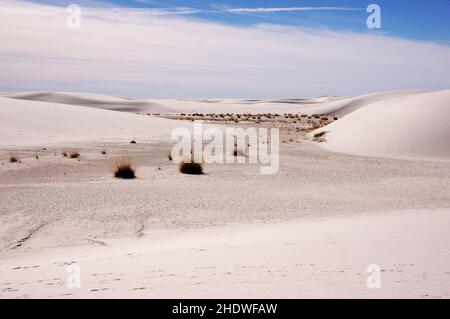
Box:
[0,96,189,147]
[2,90,426,116]
[161,91,428,117]
[1,89,449,160]
[303,90,429,117]
[317,90,450,160]
[1,92,172,113]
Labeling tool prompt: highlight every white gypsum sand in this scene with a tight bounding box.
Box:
[0,90,449,299]
[0,209,449,298]
[316,89,450,160]
[0,96,191,147]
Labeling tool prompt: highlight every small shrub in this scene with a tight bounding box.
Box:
[314,131,327,139]
[62,151,68,157]
[101,150,107,155]
[168,153,173,161]
[69,152,80,159]
[313,131,328,143]
[130,140,137,144]
[114,157,136,179]
[9,153,20,163]
[179,161,203,175]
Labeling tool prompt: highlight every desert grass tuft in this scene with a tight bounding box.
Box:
[313,131,328,143]
[113,157,136,179]
[9,153,20,163]
[314,131,327,139]
[179,161,203,175]
[69,152,80,159]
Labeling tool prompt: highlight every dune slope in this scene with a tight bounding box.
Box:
[317,90,450,160]
[1,92,172,113]
[0,96,188,147]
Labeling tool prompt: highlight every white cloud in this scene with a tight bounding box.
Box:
[226,7,364,13]
[0,0,449,98]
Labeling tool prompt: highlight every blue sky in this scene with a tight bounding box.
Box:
[2,0,450,98]
[29,0,450,43]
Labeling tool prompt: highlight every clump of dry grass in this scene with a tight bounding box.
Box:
[63,150,80,158]
[69,152,80,159]
[179,161,203,175]
[313,131,328,143]
[113,157,136,179]
[314,131,327,138]
[9,153,20,163]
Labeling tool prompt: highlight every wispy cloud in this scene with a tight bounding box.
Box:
[1,0,449,98]
[130,2,365,16]
[123,7,203,16]
[225,7,364,13]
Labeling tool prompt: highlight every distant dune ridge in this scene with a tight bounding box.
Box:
[0,95,189,147]
[1,89,449,160]
[2,91,172,113]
